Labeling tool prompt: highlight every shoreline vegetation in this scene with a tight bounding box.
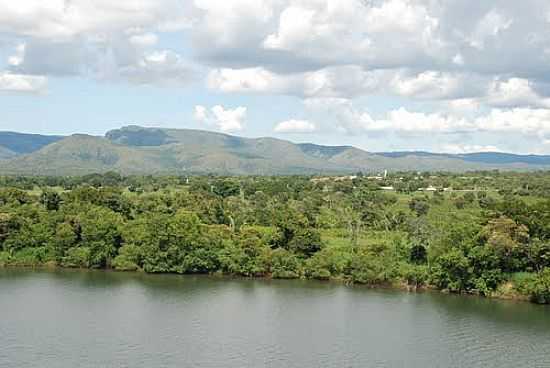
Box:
[0,264,534,304]
[0,172,549,305]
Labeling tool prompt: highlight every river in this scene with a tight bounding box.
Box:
[0,269,549,367]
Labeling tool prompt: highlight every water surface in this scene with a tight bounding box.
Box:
[1,269,549,367]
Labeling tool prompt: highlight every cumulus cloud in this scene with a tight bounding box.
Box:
[208,65,381,98]
[274,119,317,133]
[194,105,247,132]
[0,1,196,86]
[389,71,489,100]
[0,0,194,39]
[466,9,513,50]
[486,77,550,108]
[5,36,196,87]
[128,33,159,47]
[441,144,502,154]
[3,0,550,101]
[0,72,47,93]
[305,98,550,142]
[113,50,196,86]
[194,0,550,107]
[7,43,26,67]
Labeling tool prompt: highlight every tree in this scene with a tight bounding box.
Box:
[219,230,270,276]
[481,216,529,272]
[79,206,123,268]
[430,248,472,292]
[270,248,302,279]
[40,190,62,211]
[409,198,430,216]
[272,207,322,258]
[517,268,550,304]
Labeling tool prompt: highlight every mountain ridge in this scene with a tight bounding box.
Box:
[0,126,549,175]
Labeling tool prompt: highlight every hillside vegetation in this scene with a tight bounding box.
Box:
[1,126,550,175]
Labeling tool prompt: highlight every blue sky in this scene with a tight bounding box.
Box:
[1,0,550,154]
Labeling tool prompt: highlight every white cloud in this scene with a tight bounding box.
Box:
[208,65,381,98]
[192,0,275,62]
[0,72,47,93]
[114,50,196,86]
[7,36,196,86]
[467,9,513,50]
[192,0,550,105]
[274,119,317,133]
[263,6,316,50]
[304,97,377,134]
[7,43,26,66]
[0,0,193,39]
[475,108,550,142]
[306,98,550,142]
[441,144,501,154]
[389,71,488,100]
[128,33,158,47]
[445,98,481,114]
[0,1,196,86]
[194,105,247,132]
[194,105,208,121]
[208,67,288,94]
[486,77,550,108]
[3,0,550,104]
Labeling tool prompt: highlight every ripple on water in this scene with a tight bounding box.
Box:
[0,270,549,368]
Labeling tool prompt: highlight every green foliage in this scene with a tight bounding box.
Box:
[79,206,123,268]
[515,269,550,304]
[409,198,430,216]
[220,230,270,276]
[2,171,550,304]
[305,245,353,280]
[270,248,302,279]
[40,190,62,211]
[398,263,429,288]
[271,207,322,257]
[62,247,91,268]
[112,244,141,271]
[430,248,472,292]
[350,244,396,285]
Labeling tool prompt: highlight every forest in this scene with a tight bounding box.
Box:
[0,171,549,304]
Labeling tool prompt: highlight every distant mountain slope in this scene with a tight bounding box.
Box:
[459,152,550,165]
[378,151,550,167]
[0,126,549,175]
[0,146,16,160]
[0,132,63,156]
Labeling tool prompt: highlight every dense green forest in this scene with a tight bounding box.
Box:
[1,171,549,304]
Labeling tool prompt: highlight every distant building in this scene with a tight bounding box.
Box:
[311,175,357,183]
[419,185,437,192]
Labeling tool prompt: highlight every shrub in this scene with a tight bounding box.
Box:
[270,248,302,279]
[398,263,429,288]
[516,268,550,304]
[62,247,91,268]
[112,244,142,271]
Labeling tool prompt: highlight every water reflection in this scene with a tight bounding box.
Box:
[1,269,549,368]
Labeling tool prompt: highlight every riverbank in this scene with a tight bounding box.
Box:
[0,261,538,305]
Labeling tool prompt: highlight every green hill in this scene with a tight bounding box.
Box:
[0,132,63,156]
[0,126,549,175]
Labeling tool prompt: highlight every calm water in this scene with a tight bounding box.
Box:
[0,269,549,368]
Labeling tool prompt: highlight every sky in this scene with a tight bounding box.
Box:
[1,0,550,154]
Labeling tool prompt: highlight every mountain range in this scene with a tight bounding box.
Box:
[0,125,549,175]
